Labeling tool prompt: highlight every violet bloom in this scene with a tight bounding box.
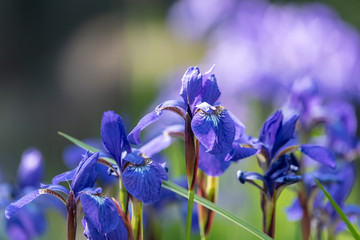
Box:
[237,153,301,199]
[227,110,336,169]
[128,66,244,155]
[100,111,168,203]
[5,151,128,239]
[1,148,49,240]
[287,162,360,234]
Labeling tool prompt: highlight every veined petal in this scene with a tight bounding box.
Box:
[71,152,99,195]
[192,103,235,154]
[123,153,145,165]
[271,115,299,157]
[180,66,203,109]
[300,144,336,168]
[105,214,128,240]
[128,100,186,146]
[80,193,119,234]
[122,159,168,203]
[17,148,44,188]
[82,217,107,240]
[101,111,131,166]
[198,143,230,177]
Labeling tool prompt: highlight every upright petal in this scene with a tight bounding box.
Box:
[198,144,230,176]
[179,66,203,109]
[122,158,168,203]
[80,193,119,234]
[192,103,235,154]
[271,115,299,157]
[17,148,44,188]
[201,73,221,106]
[300,145,336,168]
[101,111,131,166]
[71,152,99,195]
[259,110,283,156]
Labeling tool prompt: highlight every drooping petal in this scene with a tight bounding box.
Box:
[236,170,265,184]
[192,102,235,154]
[105,214,128,240]
[198,144,230,176]
[80,193,119,234]
[225,145,258,162]
[300,144,336,168]
[122,159,168,203]
[82,217,107,240]
[201,72,221,106]
[71,152,99,195]
[123,153,145,165]
[259,110,283,155]
[128,101,186,146]
[17,148,44,188]
[271,115,299,157]
[179,66,203,109]
[101,111,131,166]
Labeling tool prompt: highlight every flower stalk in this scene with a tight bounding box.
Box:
[261,192,276,238]
[66,190,77,240]
[131,197,143,240]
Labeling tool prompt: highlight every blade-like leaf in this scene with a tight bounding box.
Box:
[315,179,360,240]
[58,131,117,166]
[162,181,272,240]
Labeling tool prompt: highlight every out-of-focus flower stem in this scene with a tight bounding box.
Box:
[131,197,143,240]
[261,192,276,238]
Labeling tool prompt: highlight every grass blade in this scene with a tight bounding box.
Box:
[315,178,360,240]
[162,181,272,240]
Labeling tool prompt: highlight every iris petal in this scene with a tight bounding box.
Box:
[198,144,230,176]
[259,110,283,155]
[101,111,131,166]
[17,148,44,189]
[192,103,235,154]
[300,144,336,168]
[122,160,168,203]
[271,115,299,157]
[180,66,203,110]
[201,73,220,106]
[225,145,258,162]
[80,193,119,234]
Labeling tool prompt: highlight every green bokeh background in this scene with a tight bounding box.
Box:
[0,0,359,239]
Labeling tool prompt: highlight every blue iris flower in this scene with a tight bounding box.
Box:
[286,162,360,234]
[127,66,245,155]
[1,148,50,240]
[227,110,336,169]
[5,151,128,239]
[100,111,168,203]
[237,153,302,200]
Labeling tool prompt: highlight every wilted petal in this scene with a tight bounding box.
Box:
[122,158,168,203]
[17,148,44,188]
[272,115,299,156]
[80,193,119,234]
[71,152,99,195]
[192,103,235,154]
[101,111,131,166]
[300,144,336,168]
[198,144,230,176]
[180,66,203,109]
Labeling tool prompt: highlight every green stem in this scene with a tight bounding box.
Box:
[261,193,276,238]
[119,179,129,215]
[186,189,195,240]
[131,198,143,240]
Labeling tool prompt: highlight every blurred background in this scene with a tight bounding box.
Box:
[1,0,360,239]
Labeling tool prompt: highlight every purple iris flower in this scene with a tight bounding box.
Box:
[227,110,336,168]
[286,162,360,234]
[128,66,244,155]
[5,151,128,239]
[0,148,49,240]
[237,153,301,199]
[63,139,117,186]
[100,111,168,203]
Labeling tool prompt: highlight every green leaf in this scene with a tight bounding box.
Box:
[58,131,117,165]
[162,181,272,240]
[315,178,360,240]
